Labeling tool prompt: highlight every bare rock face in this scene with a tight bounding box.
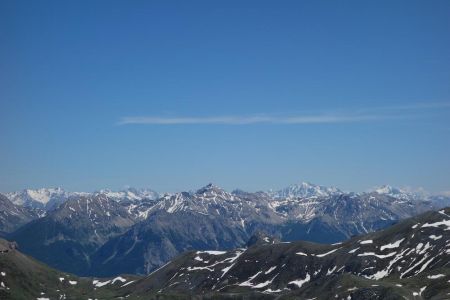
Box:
[246,232,280,247]
[7,194,139,275]
[0,240,18,253]
[0,194,39,236]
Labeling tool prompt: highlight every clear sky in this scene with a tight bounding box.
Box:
[1,0,450,193]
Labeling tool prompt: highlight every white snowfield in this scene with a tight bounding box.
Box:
[359,240,373,245]
[265,266,277,274]
[380,238,404,251]
[93,279,111,287]
[315,247,341,257]
[288,273,310,288]
[197,250,227,255]
[348,247,359,253]
[92,277,127,288]
[357,252,396,259]
[421,219,450,230]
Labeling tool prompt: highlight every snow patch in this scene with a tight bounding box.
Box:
[380,239,404,251]
[421,219,450,230]
[121,280,135,287]
[360,240,373,245]
[315,247,341,257]
[112,276,127,284]
[358,251,397,259]
[93,279,111,287]
[263,288,282,293]
[288,273,310,288]
[197,250,227,255]
[326,266,337,275]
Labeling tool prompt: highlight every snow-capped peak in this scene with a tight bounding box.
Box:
[271,182,342,199]
[373,185,405,196]
[96,188,159,202]
[194,183,236,201]
[5,187,159,211]
[6,187,68,207]
[371,185,430,201]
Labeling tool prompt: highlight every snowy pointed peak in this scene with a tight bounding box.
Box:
[195,183,227,195]
[272,182,342,199]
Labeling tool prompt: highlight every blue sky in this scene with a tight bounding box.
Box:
[1,0,449,193]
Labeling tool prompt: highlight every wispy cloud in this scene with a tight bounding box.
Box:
[118,114,384,125]
[117,102,450,126]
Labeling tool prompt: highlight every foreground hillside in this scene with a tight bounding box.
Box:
[118,207,450,299]
[0,238,137,300]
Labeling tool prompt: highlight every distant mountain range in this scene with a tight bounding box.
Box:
[1,207,449,299]
[4,183,449,212]
[1,182,449,277]
[5,187,159,211]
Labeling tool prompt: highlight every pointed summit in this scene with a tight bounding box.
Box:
[196,183,226,195]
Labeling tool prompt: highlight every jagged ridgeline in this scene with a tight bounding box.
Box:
[1,183,449,277]
[0,208,449,299]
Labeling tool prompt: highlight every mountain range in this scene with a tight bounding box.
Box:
[5,187,159,211]
[1,207,449,299]
[1,182,449,277]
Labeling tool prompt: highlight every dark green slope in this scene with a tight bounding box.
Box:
[0,238,138,300]
[119,208,450,300]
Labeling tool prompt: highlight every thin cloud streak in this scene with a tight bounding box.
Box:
[117,102,450,125]
[118,114,386,125]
